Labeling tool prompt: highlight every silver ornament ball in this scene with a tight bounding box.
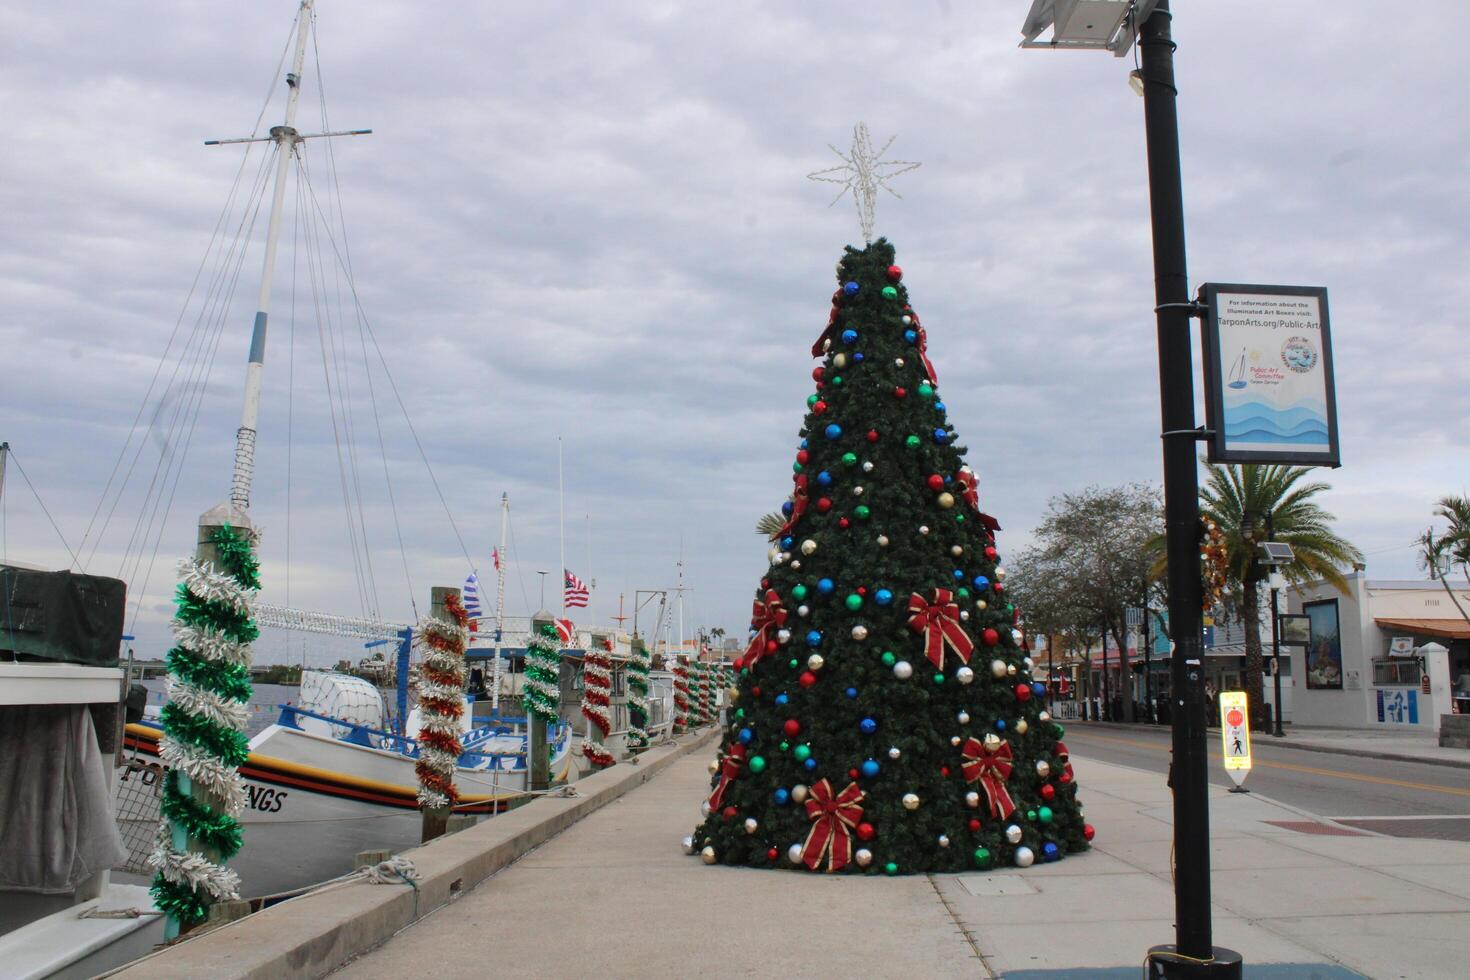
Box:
[876,534,890,547]
[851,625,869,641]
[887,746,901,760]
[744,817,759,835]
[1036,760,1051,778]
[855,848,874,868]
[938,834,951,848]
[991,659,1008,679]
[797,604,810,617]
[957,710,971,725]
[1014,846,1035,868]
[1006,824,1024,844]
[893,660,914,680]
[965,791,981,808]
[681,835,696,855]
[788,843,804,864]
[956,665,975,685]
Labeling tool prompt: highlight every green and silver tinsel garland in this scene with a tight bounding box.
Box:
[523,622,561,724]
[627,638,651,748]
[149,524,258,929]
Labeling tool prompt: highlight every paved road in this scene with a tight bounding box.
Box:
[1063,721,1470,840]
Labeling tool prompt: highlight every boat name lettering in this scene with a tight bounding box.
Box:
[247,784,288,813]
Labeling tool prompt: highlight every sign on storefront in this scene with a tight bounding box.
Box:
[1200,284,1340,467]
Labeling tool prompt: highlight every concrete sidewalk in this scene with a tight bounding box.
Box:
[333,746,1470,979]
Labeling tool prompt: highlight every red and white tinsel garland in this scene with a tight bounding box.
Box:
[581,637,616,768]
[672,659,690,732]
[412,593,469,809]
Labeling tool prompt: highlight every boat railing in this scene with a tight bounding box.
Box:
[275,704,572,770]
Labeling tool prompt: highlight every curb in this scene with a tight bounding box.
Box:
[1067,720,1470,772]
[107,727,720,980]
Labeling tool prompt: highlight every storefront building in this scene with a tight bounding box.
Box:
[1286,567,1470,733]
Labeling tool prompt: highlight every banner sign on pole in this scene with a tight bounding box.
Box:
[1219,690,1252,789]
[1200,283,1340,467]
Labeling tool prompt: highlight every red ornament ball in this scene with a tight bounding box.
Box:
[849,768,860,780]
[866,429,879,443]
[1083,824,1096,841]
[812,366,825,381]
[812,401,827,415]
[814,381,825,391]
[1040,783,1056,801]
[894,387,907,399]
[797,450,810,464]
[940,765,951,778]
[799,671,818,689]
[968,818,982,832]
[1059,771,1072,784]
[887,264,903,282]
[985,546,998,560]
[782,718,802,737]
[982,628,1000,646]
[760,578,770,589]
[926,474,945,491]
[817,497,833,513]
[767,847,779,861]
[764,639,778,655]
[1015,683,1032,702]
[856,822,876,841]
[857,586,867,595]
[838,517,851,529]
[722,805,738,821]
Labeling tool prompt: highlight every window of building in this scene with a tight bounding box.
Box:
[1372,658,1422,687]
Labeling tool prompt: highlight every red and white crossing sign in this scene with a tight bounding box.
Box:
[1219,690,1252,789]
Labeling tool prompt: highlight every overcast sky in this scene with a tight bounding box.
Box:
[2,2,1466,664]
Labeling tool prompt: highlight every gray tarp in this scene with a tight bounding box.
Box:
[0,704,126,894]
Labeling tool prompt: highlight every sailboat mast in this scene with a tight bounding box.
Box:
[558,437,566,622]
[492,491,508,712]
[229,0,314,512]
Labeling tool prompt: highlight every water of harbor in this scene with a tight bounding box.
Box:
[136,679,399,737]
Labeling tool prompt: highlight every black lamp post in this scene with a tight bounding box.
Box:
[1020,2,1241,975]
[1260,515,1294,738]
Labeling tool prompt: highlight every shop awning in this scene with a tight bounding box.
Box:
[1373,617,1470,641]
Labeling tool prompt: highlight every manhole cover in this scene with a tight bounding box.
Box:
[954,874,1038,896]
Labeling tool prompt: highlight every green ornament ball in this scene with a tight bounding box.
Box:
[905,435,921,449]
[793,462,803,473]
[788,658,799,670]
[792,584,808,600]
[933,672,945,684]
[748,755,767,773]
[780,740,790,751]
[957,587,970,599]
[735,708,745,719]
[832,375,843,386]
[1055,724,1066,737]
[881,651,897,667]
[955,513,965,523]
[918,383,934,399]
[885,862,899,875]
[973,847,993,868]
[854,505,871,520]
[807,394,818,407]
[842,452,858,466]
[794,744,812,762]
[845,594,863,611]
[882,286,898,300]
[1027,808,1038,822]
[1039,806,1054,824]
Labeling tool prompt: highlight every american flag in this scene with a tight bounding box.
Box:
[564,568,590,608]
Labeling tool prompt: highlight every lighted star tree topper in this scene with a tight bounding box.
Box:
[808,123,921,243]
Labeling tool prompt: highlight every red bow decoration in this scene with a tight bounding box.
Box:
[961,737,1017,820]
[801,778,866,873]
[1056,741,1075,783]
[706,743,746,811]
[906,589,975,670]
[812,305,840,358]
[914,323,937,383]
[775,479,809,539]
[955,467,979,510]
[744,590,788,667]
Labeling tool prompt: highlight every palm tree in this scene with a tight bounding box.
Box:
[1417,494,1470,624]
[1200,464,1364,729]
[755,512,786,538]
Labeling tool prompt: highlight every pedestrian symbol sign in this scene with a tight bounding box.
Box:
[1219,690,1252,788]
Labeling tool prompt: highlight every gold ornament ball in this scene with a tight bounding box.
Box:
[902,792,921,811]
[744,817,759,835]
[701,846,717,865]
[833,353,848,368]
[801,539,818,556]
[983,732,1002,751]
[951,735,963,746]
[951,544,964,556]
[791,784,809,804]
[965,790,981,808]
[876,534,890,547]
[855,848,874,867]
[708,758,720,775]
[937,492,955,509]
[1007,664,1018,677]
[991,659,1008,678]
[807,653,825,671]
[995,567,1007,581]
[976,599,988,610]
[1036,760,1051,778]
[1015,719,1029,735]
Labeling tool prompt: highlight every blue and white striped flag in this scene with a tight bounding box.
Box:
[463,572,483,621]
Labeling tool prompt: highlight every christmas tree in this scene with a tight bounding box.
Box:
[688,239,1092,874]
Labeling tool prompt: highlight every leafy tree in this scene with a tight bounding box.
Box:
[1007,484,1162,720]
[1417,494,1470,624]
[1199,463,1363,728]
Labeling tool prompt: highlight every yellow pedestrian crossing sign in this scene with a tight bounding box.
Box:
[1219,690,1252,789]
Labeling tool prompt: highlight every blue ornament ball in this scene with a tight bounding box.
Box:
[845,687,859,699]
[841,329,858,345]
[825,423,843,440]
[996,719,1008,732]
[861,759,880,778]
[1043,842,1060,861]
[1032,682,1047,698]
[816,470,833,487]
[859,717,878,735]
[782,501,794,516]
[803,757,818,771]
[800,438,809,449]
[972,575,990,591]
[774,788,791,805]
[775,693,789,706]
[805,630,823,647]
[843,281,859,296]
[933,428,949,443]
[952,569,966,581]
[904,329,918,344]
[935,401,946,413]
[781,536,794,550]
[875,588,893,605]
[738,727,753,743]
[853,352,865,363]
[817,578,835,594]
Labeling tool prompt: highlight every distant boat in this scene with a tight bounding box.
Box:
[1227,348,1248,389]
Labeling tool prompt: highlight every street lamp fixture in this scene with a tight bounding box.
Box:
[1019,2,1241,976]
[1258,539,1295,741]
[1021,0,1159,56]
